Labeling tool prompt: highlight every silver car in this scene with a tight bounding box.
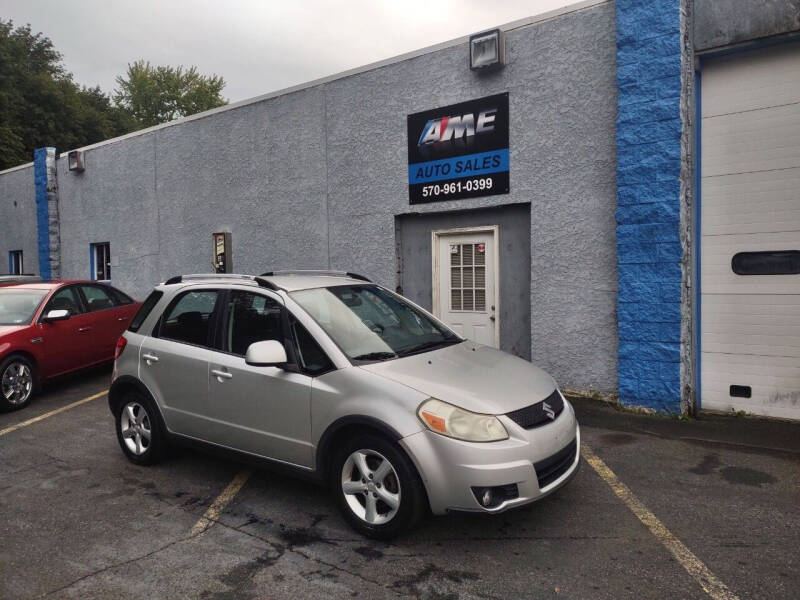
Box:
[110,272,579,538]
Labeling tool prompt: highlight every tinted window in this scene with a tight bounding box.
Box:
[80,285,117,312]
[225,291,283,356]
[160,290,218,347]
[732,250,800,275]
[107,286,134,305]
[290,316,334,375]
[45,286,84,315]
[129,290,163,333]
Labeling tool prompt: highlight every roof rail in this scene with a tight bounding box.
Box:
[163,273,278,290]
[259,270,371,282]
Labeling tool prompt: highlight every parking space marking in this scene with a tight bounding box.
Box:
[582,443,740,600]
[0,390,108,437]
[190,469,252,535]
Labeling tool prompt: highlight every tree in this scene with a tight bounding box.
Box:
[0,20,134,170]
[113,60,227,128]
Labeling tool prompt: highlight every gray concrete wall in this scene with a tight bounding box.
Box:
[0,0,619,392]
[396,204,532,360]
[695,0,800,51]
[0,166,39,276]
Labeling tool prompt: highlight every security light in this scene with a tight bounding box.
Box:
[68,150,85,172]
[470,29,505,71]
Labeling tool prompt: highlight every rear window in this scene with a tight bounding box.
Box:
[128,290,163,333]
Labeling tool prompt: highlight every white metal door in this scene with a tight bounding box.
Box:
[433,228,498,347]
[700,44,800,419]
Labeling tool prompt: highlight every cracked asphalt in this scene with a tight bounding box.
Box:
[1,368,798,599]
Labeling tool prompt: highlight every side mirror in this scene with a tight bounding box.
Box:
[245,340,287,367]
[43,309,71,322]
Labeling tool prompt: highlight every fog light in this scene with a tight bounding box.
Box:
[480,488,493,507]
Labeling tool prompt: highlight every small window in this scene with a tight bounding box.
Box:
[732,250,800,276]
[91,242,111,281]
[80,284,117,312]
[106,286,134,305]
[450,243,487,312]
[129,290,163,333]
[44,286,84,316]
[159,290,219,347]
[9,250,23,275]
[290,316,334,376]
[225,291,284,356]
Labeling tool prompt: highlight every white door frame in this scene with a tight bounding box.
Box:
[431,225,500,347]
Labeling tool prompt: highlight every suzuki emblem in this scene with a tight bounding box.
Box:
[542,401,555,420]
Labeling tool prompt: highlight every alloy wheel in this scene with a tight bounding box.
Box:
[1,361,33,405]
[120,401,152,456]
[341,449,401,525]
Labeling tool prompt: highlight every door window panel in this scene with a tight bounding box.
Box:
[45,287,84,315]
[449,242,487,312]
[290,316,334,375]
[226,291,283,356]
[160,290,218,347]
[80,285,117,312]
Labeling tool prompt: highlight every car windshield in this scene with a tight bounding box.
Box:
[290,284,462,362]
[0,289,48,325]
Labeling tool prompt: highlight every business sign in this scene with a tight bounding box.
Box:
[407,92,509,204]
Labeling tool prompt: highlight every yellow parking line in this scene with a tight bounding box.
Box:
[582,443,740,600]
[190,469,252,535]
[0,390,108,437]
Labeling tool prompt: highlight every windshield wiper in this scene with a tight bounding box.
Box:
[397,339,461,357]
[352,351,397,361]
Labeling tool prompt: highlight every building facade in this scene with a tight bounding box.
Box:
[1,0,798,419]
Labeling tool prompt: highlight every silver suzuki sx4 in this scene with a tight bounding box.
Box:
[110,271,580,538]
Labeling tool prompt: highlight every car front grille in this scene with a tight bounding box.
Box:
[534,437,578,489]
[504,389,564,429]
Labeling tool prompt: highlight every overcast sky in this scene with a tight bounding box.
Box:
[4,0,579,103]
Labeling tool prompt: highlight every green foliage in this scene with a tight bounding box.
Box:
[0,20,134,170]
[0,20,227,170]
[113,60,226,128]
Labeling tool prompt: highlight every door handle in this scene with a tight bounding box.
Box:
[117,317,128,322]
[78,326,92,332]
[142,353,159,364]
[211,369,233,381]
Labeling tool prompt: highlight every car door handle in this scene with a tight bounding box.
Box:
[78,326,93,332]
[211,369,233,381]
[142,353,159,364]
[117,317,128,322]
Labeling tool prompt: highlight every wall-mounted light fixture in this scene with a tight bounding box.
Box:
[469,29,505,71]
[68,150,85,172]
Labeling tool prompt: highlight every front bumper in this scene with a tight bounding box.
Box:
[400,400,581,515]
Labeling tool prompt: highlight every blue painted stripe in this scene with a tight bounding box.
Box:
[408,149,509,184]
[33,148,52,281]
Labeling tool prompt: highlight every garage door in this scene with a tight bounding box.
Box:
[700,44,800,419]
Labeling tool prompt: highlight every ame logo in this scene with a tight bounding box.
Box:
[417,108,497,147]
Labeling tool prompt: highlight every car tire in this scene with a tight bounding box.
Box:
[0,354,37,412]
[331,433,426,540]
[114,391,167,465]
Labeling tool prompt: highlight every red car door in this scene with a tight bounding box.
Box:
[35,285,94,377]
[78,284,126,364]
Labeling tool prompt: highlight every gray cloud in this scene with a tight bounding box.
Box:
[3,0,577,102]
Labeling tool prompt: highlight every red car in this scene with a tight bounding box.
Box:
[0,281,140,411]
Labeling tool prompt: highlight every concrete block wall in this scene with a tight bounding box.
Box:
[615,0,683,411]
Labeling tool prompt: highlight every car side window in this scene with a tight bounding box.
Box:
[290,315,334,376]
[225,291,284,356]
[44,286,84,316]
[159,290,219,347]
[107,286,135,305]
[80,285,118,312]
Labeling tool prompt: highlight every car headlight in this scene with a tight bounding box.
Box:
[417,398,508,442]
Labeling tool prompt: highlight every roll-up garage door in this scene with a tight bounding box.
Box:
[700,44,800,419]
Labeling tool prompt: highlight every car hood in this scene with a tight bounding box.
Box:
[359,341,557,415]
[0,325,27,338]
